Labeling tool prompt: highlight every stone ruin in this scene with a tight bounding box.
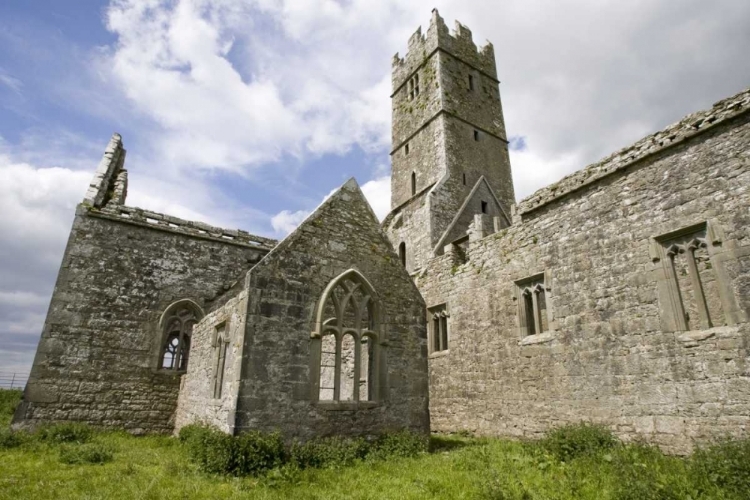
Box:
[13,10,750,453]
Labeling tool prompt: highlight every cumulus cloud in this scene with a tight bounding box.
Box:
[270,175,392,236]
[0,154,91,373]
[271,209,310,235]
[101,0,406,171]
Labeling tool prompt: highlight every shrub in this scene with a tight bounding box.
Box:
[289,436,370,469]
[691,437,750,498]
[178,423,210,445]
[233,431,286,476]
[370,430,429,460]
[0,389,22,420]
[610,444,690,500]
[0,427,31,449]
[58,443,114,465]
[188,426,236,475]
[182,425,286,476]
[37,422,93,444]
[538,423,619,462]
[183,425,430,476]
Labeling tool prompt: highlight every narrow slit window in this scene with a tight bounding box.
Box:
[405,143,409,155]
[399,242,406,268]
[429,304,449,353]
[463,173,467,185]
[469,74,474,91]
[411,172,416,196]
[474,130,480,141]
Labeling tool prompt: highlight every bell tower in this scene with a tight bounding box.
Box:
[384,9,515,273]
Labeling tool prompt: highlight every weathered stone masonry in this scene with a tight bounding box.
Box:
[13,9,750,454]
[414,86,750,454]
[175,180,430,440]
[13,134,276,433]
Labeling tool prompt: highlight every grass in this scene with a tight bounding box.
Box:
[1,390,748,499]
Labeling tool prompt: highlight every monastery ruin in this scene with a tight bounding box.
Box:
[13,10,750,454]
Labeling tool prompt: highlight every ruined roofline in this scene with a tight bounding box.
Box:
[516,86,750,216]
[391,9,496,91]
[81,132,277,250]
[89,203,278,250]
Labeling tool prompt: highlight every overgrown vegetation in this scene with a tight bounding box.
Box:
[179,424,428,475]
[2,389,750,499]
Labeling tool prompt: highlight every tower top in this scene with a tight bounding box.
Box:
[391,9,496,92]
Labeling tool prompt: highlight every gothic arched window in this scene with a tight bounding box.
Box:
[158,300,204,371]
[311,270,384,403]
[516,274,551,337]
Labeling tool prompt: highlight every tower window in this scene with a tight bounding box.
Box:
[405,143,409,155]
[463,173,466,185]
[408,74,420,100]
[481,201,488,214]
[399,242,406,268]
[474,130,480,141]
[469,74,474,91]
[411,172,416,196]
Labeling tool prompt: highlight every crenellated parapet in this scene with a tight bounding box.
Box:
[391,9,497,93]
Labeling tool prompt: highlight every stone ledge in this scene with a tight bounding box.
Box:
[86,205,277,251]
[676,325,741,347]
[429,349,450,359]
[314,401,381,411]
[518,331,556,346]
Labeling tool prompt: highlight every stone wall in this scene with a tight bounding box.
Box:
[230,179,430,440]
[174,288,249,433]
[417,107,750,454]
[13,135,274,432]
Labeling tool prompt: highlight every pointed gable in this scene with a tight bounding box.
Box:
[433,176,510,255]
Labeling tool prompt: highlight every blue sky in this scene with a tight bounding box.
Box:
[1,0,750,374]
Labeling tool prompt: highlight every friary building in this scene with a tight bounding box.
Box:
[14,10,750,453]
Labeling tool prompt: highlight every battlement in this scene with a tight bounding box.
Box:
[516,86,750,216]
[391,9,496,92]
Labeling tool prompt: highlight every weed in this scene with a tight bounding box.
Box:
[37,422,93,444]
[538,423,618,462]
[691,437,750,498]
[58,442,114,465]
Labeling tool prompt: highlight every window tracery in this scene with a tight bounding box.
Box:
[158,300,204,372]
[312,270,383,403]
[515,273,552,338]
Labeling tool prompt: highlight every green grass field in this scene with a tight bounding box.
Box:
[1,389,748,500]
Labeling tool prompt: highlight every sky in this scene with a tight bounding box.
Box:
[1,0,749,375]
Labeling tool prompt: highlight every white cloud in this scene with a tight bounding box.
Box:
[270,176,391,236]
[271,209,310,235]
[101,0,410,172]
[361,176,391,221]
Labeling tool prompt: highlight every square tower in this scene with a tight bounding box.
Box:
[384,10,515,273]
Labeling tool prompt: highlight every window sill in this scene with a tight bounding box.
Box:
[518,331,556,346]
[315,401,381,411]
[153,368,187,376]
[429,349,450,359]
[676,325,739,346]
